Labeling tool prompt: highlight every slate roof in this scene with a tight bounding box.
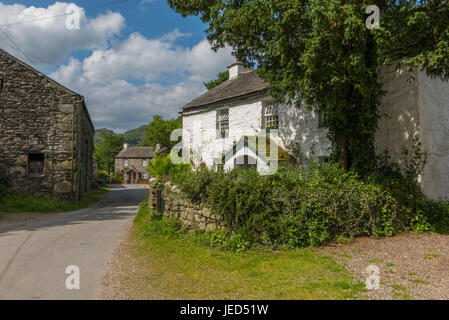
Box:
[182,70,270,112]
[115,147,154,158]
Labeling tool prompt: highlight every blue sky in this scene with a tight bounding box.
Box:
[0,0,234,132]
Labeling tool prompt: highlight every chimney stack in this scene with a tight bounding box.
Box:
[227,61,244,80]
[124,143,128,150]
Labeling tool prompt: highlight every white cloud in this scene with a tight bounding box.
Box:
[0,1,235,132]
[0,2,125,66]
[50,32,234,132]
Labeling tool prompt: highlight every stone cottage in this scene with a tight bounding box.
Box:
[181,62,449,201]
[0,48,95,202]
[114,143,154,184]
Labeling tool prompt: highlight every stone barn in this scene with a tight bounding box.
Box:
[0,48,95,202]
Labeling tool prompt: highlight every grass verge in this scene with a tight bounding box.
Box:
[0,187,109,214]
[125,201,365,299]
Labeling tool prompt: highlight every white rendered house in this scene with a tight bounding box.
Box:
[181,62,449,201]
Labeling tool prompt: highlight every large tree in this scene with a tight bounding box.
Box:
[144,115,182,152]
[94,133,125,175]
[167,0,449,172]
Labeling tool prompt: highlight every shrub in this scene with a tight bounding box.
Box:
[173,163,446,249]
[177,165,216,203]
[147,154,191,182]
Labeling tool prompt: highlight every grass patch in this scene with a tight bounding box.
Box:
[368,258,383,263]
[408,279,430,285]
[392,284,411,300]
[128,202,365,300]
[0,187,109,214]
[424,253,439,259]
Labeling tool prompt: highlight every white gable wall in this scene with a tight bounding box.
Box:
[418,71,449,201]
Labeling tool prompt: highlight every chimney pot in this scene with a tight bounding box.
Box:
[227,61,244,80]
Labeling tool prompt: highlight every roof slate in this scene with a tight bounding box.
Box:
[115,147,154,158]
[182,70,270,112]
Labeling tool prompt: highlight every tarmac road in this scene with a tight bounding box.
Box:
[0,184,145,300]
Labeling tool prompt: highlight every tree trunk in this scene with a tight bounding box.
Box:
[337,134,352,170]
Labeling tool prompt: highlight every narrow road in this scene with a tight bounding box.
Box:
[0,184,145,300]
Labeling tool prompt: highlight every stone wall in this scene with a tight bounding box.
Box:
[0,48,94,202]
[149,181,222,232]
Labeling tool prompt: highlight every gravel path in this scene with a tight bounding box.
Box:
[319,232,449,300]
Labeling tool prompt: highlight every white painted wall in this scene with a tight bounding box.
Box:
[375,64,449,200]
[418,71,449,201]
[182,96,331,172]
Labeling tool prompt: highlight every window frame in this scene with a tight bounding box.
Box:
[216,108,229,138]
[262,102,279,129]
[28,153,45,176]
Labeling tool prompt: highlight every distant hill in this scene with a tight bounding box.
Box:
[122,125,148,146]
[95,125,147,147]
[94,128,115,145]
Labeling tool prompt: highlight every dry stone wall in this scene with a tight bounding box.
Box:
[149,181,222,232]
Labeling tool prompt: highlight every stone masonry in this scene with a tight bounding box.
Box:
[149,181,223,232]
[0,48,94,202]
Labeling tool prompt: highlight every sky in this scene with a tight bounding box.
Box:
[0,0,235,132]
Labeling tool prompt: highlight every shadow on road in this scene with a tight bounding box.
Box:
[0,185,147,235]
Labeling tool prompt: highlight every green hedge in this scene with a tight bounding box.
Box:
[175,164,448,248]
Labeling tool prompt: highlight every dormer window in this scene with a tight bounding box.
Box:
[217,109,229,137]
[262,103,278,129]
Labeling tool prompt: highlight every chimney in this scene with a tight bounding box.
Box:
[124,143,128,150]
[227,61,244,80]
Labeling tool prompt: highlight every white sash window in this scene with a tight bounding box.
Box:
[262,103,279,129]
[217,109,229,132]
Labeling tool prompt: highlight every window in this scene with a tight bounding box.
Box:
[142,173,148,179]
[142,160,147,166]
[28,153,44,176]
[262,103,279,129]
[0,79,3,92]
[217,109,229,135]
[124,159,129,166]
[318,110,328,128]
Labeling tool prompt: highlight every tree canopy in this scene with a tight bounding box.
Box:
[204,70,229,90]
[144,115,182,152]
[167,0,449,172]
[94,133,125,175]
